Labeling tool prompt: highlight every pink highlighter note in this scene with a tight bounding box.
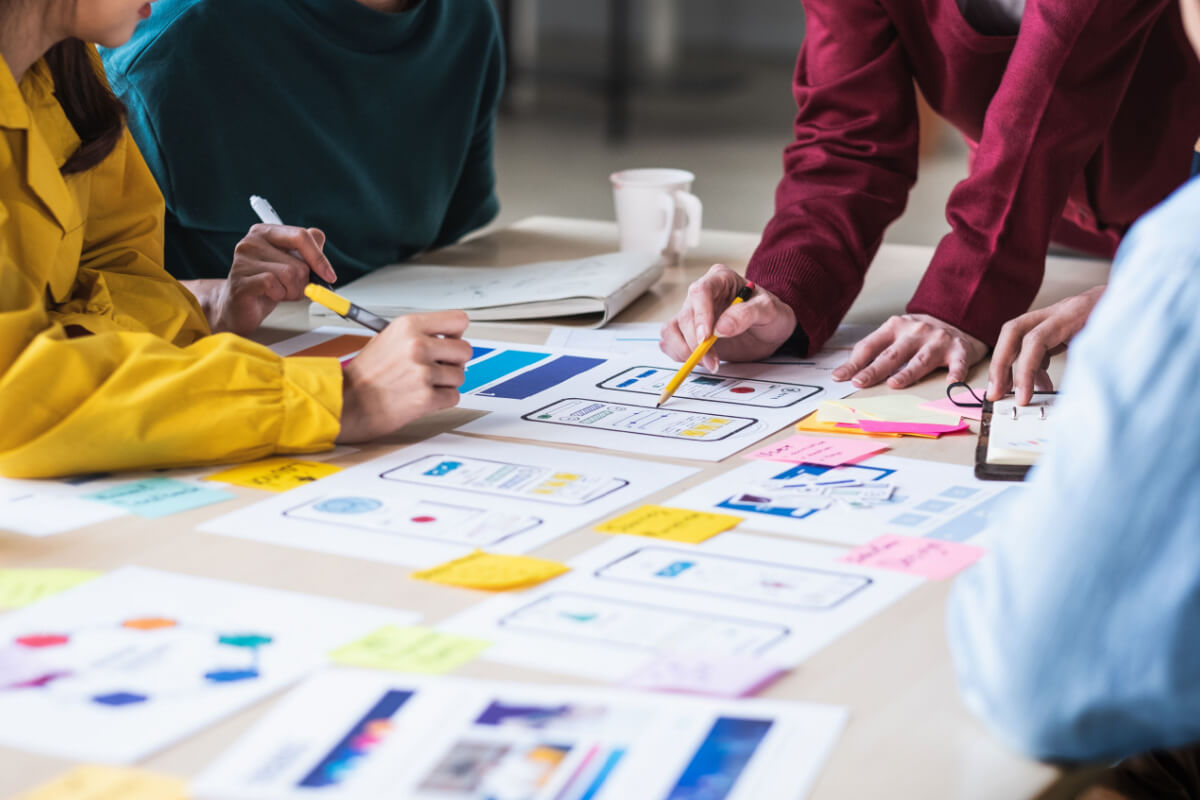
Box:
[853,419,969,436]
[920,391,984,422]
[838,534,985,580]
[745,435,888,467]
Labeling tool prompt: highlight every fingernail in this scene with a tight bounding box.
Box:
[984,381,993,397]
[852,377,866,388]
[696,325,708,342]
[832,368,846,380]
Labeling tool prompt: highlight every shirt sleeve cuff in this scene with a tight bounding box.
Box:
[277,357,343,453]
[748,247,840,355]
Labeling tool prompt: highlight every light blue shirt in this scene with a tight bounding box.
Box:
[948,176,1200,762]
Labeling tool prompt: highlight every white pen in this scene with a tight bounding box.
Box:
[249,195,332,288]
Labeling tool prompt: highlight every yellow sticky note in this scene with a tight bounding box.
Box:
[206,458,342,492]
[330,625,490,674]
[795,415,901,438]
[412,551,569,591]
[16,765,186,800]
[595,505,742,544]
[0,569,100,610]
[830,395,951,425]
[814,401,859,424]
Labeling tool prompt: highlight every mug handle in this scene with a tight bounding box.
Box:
[653,192,676,254]
[674,191,703,248]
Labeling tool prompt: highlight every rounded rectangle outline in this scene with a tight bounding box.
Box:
[592,545,873,611]
[497,591,792,654]
[596,366,823,408]
[379,454,630,506]
[520,398,758,443]
[282,495,544,547]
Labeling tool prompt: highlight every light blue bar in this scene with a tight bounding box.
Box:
[460,350,549,394]
[926,486,1022,542]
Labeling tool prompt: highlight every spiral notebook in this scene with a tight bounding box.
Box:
[975,394,1057,481]
[309,252,663,328]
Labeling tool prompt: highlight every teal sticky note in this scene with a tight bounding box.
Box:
[84,478,234,519]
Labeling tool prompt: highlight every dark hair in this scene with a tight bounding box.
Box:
[44,39,126,174]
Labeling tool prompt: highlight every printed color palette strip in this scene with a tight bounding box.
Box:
[460,350,550,394]
[478,356,606,400]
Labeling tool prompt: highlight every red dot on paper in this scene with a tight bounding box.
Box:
[730,387,755,394]
[16,634,69,648]
[411,516,436,524]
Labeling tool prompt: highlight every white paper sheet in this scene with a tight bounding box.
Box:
[439,533,920,681]
[0,567,418,763]
[200,435,697,568]
[192,668,847,800]
[0,481,125,537]
[544,323,666,358]
[665,455,1023,546]
[453,339,853,462]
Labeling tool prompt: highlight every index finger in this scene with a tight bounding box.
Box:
[988,323,1027,401]
[833,322,898,382]
[688,265,741,344]
[406,309,471,337]
[260,225,337,284]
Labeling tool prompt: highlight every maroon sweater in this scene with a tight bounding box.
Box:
[749,0,1200,352]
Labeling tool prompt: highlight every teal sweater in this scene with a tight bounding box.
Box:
[101,0,502,281]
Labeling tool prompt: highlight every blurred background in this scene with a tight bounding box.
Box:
[490,0,969,247]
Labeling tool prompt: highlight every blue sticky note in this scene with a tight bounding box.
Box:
[84,478,234,519]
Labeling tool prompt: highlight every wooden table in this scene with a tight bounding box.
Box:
[0,217,1112,799]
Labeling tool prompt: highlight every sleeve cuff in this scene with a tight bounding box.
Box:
[748,246,850,355]
[277,357,343,453]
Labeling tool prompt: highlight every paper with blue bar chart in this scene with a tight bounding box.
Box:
[455,338,851,462]
[200,434,698,568]
[664,455,1022,546]
[191,668,847,800]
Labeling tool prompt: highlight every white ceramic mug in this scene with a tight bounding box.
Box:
[610,168,703,265]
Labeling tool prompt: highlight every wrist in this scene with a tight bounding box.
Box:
[182,279,227,331]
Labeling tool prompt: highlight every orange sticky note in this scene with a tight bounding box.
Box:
[796,414,900,438]
[411,551,569,591]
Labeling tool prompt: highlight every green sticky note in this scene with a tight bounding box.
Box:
[0,569,100,610]
[84,478,234,518]
[330,625,491,675]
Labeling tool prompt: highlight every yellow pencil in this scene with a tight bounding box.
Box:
[304,284,390,333]
[657,282,755,407]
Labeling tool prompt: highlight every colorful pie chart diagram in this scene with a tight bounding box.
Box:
[1,617,273,707]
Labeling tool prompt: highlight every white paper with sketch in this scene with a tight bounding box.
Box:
[986,395,1057,465]
[439,533,920,681]
[200,434,697,568]
[454,339,854,462]
[192,668,847,800]
[0,480,125,537]
[0,567,418,763]
[308,252,663,326]
[664,454,1022,547]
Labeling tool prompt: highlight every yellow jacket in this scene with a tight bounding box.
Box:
[0,55,342,478]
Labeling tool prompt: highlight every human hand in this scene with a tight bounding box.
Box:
[832,314,988,389]
[335,310,472,443]
[210,224,338,336]
[987,286,1105,405]
[659,264,797,371]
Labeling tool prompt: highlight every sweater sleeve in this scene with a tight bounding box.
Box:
[0,129,343,479]
[908,0,1169,345]
[433,14,503,247]
[746,0,919,354]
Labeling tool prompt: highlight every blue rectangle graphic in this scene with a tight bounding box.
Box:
[299,689,413,787]
[476,356,605,400]
[470,346,494,361]
[460,350,550,394]
[666,716,774,800]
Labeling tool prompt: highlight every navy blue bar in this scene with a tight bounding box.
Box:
[477,356,605,400]
[298,689,413,787]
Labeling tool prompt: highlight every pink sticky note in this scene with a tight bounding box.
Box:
[623,654,788,698]
[838,534,985,580]
[745,435,887,466]
[854,419,970,436]
[920,392,984,421]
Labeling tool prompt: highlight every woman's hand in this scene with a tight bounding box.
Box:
[659,264,796,370]
[832,314,988,389]
[336,310,472,442]
[987,286,1105,405]
[208,224,337,336]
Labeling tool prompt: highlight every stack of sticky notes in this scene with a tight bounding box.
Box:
[797,395,969,438]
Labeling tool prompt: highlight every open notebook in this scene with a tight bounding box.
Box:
[309,252,663,327]
[975,394,1056,480]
